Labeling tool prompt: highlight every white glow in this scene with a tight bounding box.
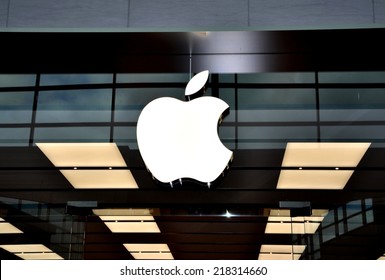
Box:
[98,215,154,222]
[0,222,23,234]
[104,222,160,233]
[277,170,354,190]
[0,244,62,259]
[137,97,232,184]
[60,170,138,189]
[36,143,127,167]
[137,70,232,185]
[185,70,209,96]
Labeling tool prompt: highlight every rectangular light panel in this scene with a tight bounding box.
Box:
[36,143,127,167]
[260,244,306,254]
[124,243,170,252]
[37,143,138,189]
[258,253,301,260]
[281,142,371,167]
[277,170,354,190]
[130,252,174,260]
[0,222,23,234]
[379,254,385,260]
[104,222,161,233]
[0,244,63,260]
[60,170,138,189]
[93,208,153,216]
[277,142,370,190]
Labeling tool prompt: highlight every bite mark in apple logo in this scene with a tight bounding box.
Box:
[136,70,233,188]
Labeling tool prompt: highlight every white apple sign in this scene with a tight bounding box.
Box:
[136,70,233,187]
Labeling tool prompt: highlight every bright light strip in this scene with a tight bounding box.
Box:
[36,143,127,167]
[0,244,63,260]
[130,252,174,260]
[281,142,371,167]
[98,215,154,222]
[265,209,327,234]
[92,208,153,216]
[258,253,301,260]
[124,243,170,252]
[37,143,138,189]
[60,170,138,189]
[104,222,160,233]
[15,252,63,260]
[0,221,23,234]
[277,170,354,190]
[379,254,385,260]
[277,142,370,190]
[260,244,306,254]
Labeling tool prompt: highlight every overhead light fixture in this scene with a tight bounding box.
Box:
[277,142,370,190]
[0,244,63,260]
[258,244,306,260]
[265,209,328,234]
[37,143,138,189]
[124,244,173,260]
[0,218,23,234]
[93,208,161,233]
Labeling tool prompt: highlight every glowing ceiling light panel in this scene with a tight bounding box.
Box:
[277,142,370,190]
[265,209,328,234]
[37,143,138,189]
[136,70,233,187]
[258,244,306,260]
[0,244,63,260]
[0,218,23,234]
[124,244,173,260]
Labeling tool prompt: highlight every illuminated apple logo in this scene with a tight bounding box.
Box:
[136,70,233,187]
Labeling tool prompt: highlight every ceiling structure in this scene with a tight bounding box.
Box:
[1,29,385,260]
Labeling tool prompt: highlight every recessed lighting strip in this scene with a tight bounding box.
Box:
[258,244,306,260]
[37,143,138,189]
[93,208,173,260]
[277,142,370,190]
[0,217,23,234]
[0,244,63,260]
[265,209,328,234]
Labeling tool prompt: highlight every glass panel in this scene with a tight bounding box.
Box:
[346,200,362,217]
[115,88,183,122]
[219,88,235,122]
[322,225,336,243]
[237,126,317,149]
[218,74,235,83]
[347,214,363,232]
[0,92,34,123]
[319,89,385,121]
[36,89,112,123]
[116,73,190,83]
[320,125,385,146]
[237,72,314,83]
[319,71,385,83]
[33,127,110,142]
[0,74,36,87]
[238,89,316,122]
[366,210,374,224]
[0,128,30,146]
[218,126,236,149]
[113,126,137,149]
[40,74,113,86]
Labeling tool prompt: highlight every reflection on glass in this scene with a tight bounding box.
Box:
[36,89,112,123]
[237,72,314,84]
[116,73,189,83]
[115,88,183,122]
[0,74,36,87]
[34,127,110,143]
[113,126,137,148]
[0,128,30,146]
[319,71,385,83]
[238,89,316,122]
[219,88,235,122]
[0,92,34,124]
[40,74,113,86]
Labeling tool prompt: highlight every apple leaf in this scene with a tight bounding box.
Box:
[185,70,209,97]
